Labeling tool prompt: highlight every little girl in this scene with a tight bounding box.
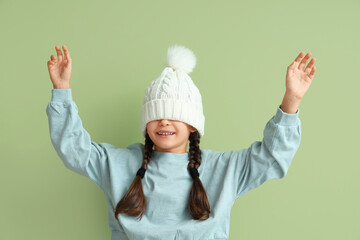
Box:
[46,45,316,240]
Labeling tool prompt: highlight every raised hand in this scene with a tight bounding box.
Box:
[285,52,316,100]
[47,45,72,89]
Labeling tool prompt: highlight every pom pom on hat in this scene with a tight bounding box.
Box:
[166,45,197,74]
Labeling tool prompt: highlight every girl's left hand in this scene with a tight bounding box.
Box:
[285,52,316,100]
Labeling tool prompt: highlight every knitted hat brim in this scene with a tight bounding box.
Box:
[141,99,205,138]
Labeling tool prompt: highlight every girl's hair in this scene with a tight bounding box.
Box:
[114,131,211,221]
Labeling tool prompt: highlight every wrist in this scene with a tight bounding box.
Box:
[53,85,70,89]
[280,92,301,114]
[284,90,302,102]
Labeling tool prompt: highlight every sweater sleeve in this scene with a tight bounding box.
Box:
[46,88,107,189]
[233,105,301,200]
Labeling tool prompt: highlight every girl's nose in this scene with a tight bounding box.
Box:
[159,119,170,125]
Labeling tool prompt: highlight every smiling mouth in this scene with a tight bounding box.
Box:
[157,132,176,136]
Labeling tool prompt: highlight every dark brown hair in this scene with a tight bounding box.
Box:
[114,131,211,221]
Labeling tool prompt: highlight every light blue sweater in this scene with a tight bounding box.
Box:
[46,89,301,240]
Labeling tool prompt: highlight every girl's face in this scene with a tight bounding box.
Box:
[146,119,197,153]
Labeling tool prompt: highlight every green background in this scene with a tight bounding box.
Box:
[1,0,359,239]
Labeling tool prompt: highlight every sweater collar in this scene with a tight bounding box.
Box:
[151,150,189,163]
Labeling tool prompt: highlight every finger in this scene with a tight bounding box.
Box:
[47,59,56,67]
[287,61,296,72]
[292,51,305,68]
[50,54,57,62]
[298,52,311,71]
[62,45,72,61]
[304,57,316,74]
[55,45,63,62]
[308,66,316,80]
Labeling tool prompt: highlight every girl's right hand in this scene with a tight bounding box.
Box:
[47,45,72,89]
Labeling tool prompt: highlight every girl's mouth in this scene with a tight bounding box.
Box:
[156,132,176,138]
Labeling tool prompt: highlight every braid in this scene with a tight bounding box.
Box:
[188,131,211,220]
[114,133,153,221]
[143,133,154,169]
[188,131,201,168]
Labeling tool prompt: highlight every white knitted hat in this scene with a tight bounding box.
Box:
[140,45,205,138]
